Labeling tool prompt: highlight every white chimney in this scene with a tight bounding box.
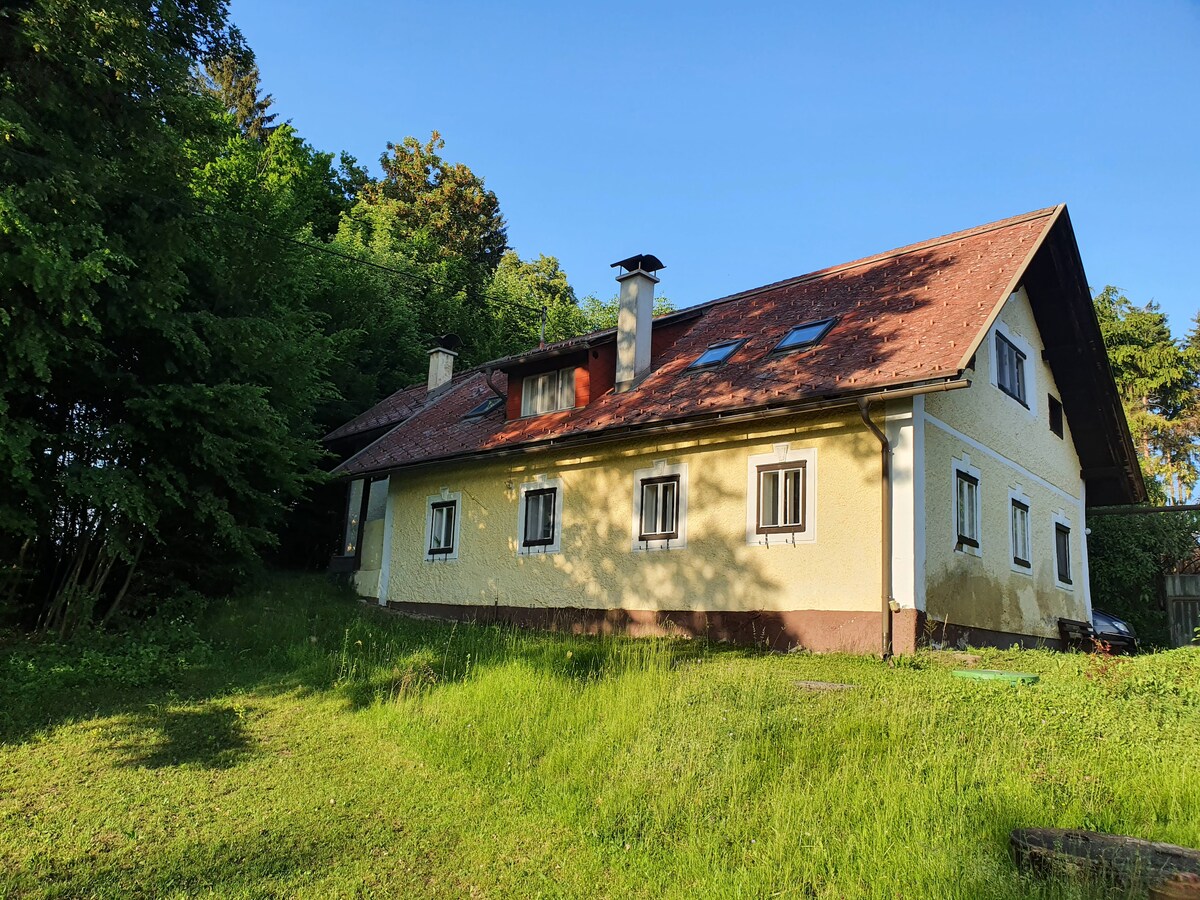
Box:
[612,254,664,393]
[427,334,461,393]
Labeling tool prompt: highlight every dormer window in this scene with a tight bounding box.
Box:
[521,367,576,416]
[773,318,835,353]
[687,339,744,370]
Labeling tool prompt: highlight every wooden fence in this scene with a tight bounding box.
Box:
[1162,574,1200,648]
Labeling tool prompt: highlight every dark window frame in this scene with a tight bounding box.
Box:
[1048,395,1064,438]
[521,487,558,548]
[686,338,746,372]
[428,500,457,555]
[1011,499,1031,569]
[638,475,681,541]
[755,461,807,535]
[465,395,504,419]
[771,317,837,355]
[955,470,980,550]
[995,332,1028,407]
[1055,523,1072,585]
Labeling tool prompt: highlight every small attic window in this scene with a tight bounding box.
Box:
[688,339,744,370]
[464,396,503,418]
[774,318,836,353]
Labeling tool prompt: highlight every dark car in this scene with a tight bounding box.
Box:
[1092,608,1139,654]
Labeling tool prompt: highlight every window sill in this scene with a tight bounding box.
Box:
[955,540,982,558]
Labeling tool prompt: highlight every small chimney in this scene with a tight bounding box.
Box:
[611,254,664,393]
[427,333,461,393]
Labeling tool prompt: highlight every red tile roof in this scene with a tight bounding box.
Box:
[335,207,1060,477]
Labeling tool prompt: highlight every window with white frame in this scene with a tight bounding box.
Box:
[1011,498,1031,570]
[639,476,680,540]
[428,500,456,556]
[518,478,563,554]
[953,457,981,554]
[745,445,816,545]
[995,331,1028,406]
[424,491,462,561]
[522,487,557,548]
[757,462,806,534]
[632,461,688,550]
[521,368,576,416]
[1055,520,1073,586]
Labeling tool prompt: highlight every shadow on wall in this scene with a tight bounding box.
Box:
[391,418,890,654]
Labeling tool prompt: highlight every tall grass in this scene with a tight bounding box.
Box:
[2,574,1198,899]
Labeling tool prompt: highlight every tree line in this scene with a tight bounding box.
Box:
[0,0,663,633]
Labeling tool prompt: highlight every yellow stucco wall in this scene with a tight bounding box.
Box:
[379,409,884,614]
[922,287,1089,639]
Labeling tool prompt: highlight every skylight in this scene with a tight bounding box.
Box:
[464,396,504,418]
[687,339,744,370]
[774,318,835,353]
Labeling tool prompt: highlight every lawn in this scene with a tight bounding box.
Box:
[1,576,1198,899]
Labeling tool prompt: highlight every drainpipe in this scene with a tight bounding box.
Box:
[857,398,893,660]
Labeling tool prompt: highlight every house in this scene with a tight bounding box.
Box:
[323,205,1144,655]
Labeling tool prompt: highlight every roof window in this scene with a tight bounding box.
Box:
[464,396,504,418]
[774,318,836,353]
[687,339,744,370]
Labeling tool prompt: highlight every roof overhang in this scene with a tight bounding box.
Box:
[961,205,1145,507]
[333,375,971,481]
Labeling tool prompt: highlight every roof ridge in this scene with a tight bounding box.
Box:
[663,205,1061,319]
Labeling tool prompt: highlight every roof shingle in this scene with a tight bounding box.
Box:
[335,207,1058,477]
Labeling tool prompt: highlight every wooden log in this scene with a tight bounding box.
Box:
[1012,828,1200,890]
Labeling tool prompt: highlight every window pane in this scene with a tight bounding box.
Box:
[557,369,575,410]
[776,319,833,351]
[642,482,660,535]
[689,341,740,369]
[541,492,555,539]
[1012,502,1030,562]
[761,471,780,526]
[344,479,364,554]
[1056,526,1071,582]
[661,481,676,533]
[431,505,454,551]
[783,468,803,526]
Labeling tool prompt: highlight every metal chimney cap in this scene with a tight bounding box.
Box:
[435,333,462,352]
[610,254,665,274]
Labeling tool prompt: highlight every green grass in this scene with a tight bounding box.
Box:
[1,575,1198,899]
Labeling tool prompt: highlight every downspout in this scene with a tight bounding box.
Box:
[484,367,506,402]
[857,398,893,660]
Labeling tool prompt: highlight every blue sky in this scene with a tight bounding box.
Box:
[229,0,1200,333]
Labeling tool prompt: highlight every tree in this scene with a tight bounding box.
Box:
[578,293,677,332]
[0,1,337,629]
[484,252,584,354]
[1094,286,1200,504]
[199,38,278,141]
[361,132,507,274]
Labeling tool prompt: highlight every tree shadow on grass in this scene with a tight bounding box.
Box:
[111,702,257,770]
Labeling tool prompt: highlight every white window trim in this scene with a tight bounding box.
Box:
[517,475,564,555]
[952,454,982,558]
[424,489,462,562]
[989,315,1038,418]
[1052,509,1074,591]
[631,460,688,551]
[746,444,817,546]
[1008,485,1032,576]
